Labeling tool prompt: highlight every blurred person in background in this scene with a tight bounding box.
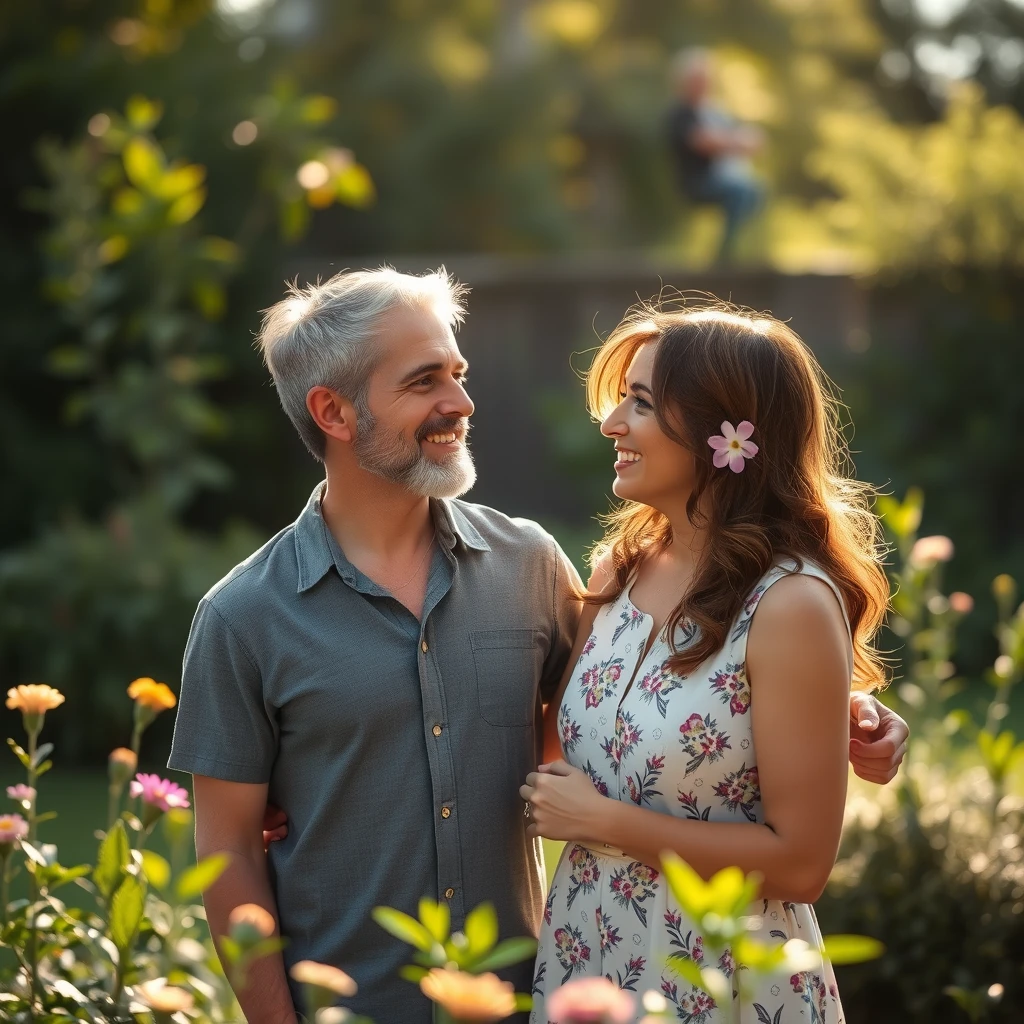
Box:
[667,48,766,264]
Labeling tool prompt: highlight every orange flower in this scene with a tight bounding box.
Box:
[127,678,177,711]
[108,747,138,786]
[420,969,516,1022]
[228,903,277,943]
[289,960,358,997]
[6,684,65,716]
[135,978,195,1013]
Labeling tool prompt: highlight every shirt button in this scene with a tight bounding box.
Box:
[444,887,455,900]
[441,806,451,819]
[421,640,429,653]
[432,724,442,737]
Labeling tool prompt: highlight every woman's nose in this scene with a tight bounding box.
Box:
[601,409,626,438]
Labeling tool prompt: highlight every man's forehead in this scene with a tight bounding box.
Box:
[375,306,466,374]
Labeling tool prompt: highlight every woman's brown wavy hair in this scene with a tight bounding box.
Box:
[585,298,889,692]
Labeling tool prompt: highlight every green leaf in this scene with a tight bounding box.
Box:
[191,279,226,321]
[471,937,538,973]
[35,760,53,777]
[700,966,731,1003]
[167,187,207,225]
[7,738,30,769]
[153,163,206,201]
[175,852,230,901]
[371,907,435,952]
[513,993,533,1012]
[335,164,375,208]
[125,95,164,130]
[20,840,49,866]
[31,743,53,768]
[93,821,130,900]
[109,875,146,951]
[418,897,450,944]
[667,955,705,991]
[140,851,171,891]
[821,934,885,965]
[299,95,337,123]
[463,901,498,959]
[34,811,57,826]
[44,864,91,892]
[280,195,309,242]
[660,851,711,920]
[123,136,165,192]
[199,236,241,264]
[399,965,429,984]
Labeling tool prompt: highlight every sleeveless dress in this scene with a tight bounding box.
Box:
[530,560,850,1024]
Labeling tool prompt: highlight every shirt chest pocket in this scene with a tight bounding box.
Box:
[471,628,544,727]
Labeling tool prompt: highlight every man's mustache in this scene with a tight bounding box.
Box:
[415,417,470,443]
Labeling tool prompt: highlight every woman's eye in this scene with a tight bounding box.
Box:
[634,396,651,411]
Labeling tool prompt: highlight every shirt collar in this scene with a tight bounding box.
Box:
[294,484,490,594]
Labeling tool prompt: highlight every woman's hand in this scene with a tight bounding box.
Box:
[519,760,607,843]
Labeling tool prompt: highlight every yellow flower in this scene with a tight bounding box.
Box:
[127,678,177,711]
[289,960,358,997]
[228,903,277,944]
[6,684,65,716]
[135,978,195,1013]
[419,969,516,1022]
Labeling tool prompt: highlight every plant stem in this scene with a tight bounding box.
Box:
[1,852,9,927]
[25,725,41,1018]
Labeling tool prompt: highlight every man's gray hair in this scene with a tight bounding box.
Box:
[256,266,469,459]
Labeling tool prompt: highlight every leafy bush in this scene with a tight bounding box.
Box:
[816,492,1024,1024]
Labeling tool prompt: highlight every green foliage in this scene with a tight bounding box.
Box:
[373,897,538,979]
[814,494,1024,1023]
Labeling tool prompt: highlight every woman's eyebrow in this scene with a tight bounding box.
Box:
[628,381,653,397]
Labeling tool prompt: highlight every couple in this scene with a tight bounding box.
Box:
[168,267,906,1024]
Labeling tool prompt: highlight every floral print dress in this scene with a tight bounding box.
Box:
[531,560,851,1024]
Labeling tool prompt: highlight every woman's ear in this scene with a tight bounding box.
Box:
[306,386,357,445]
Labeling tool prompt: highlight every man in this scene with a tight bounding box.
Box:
[666,48,765,263]
[168,267,907,1023]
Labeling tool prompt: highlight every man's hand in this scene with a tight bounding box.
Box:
[263,803,288,850]
[849,693,908,784]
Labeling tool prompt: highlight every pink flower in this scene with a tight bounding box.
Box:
[6,785,35,803]
[129,773,191,813]
[707,420,758,473]
[949,591,974,614]
[548,977,635,1023]
[909,535,954,568]
[0,813,29,846]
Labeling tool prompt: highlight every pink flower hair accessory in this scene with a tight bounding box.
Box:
[707,420,758,473]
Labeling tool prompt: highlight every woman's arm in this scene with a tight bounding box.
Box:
[539,558,615,764]
[523,574,851,902]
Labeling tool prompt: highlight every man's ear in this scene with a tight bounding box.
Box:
[307,386,358,445]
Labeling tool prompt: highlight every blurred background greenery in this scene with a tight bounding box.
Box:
[1,0,1023,1020]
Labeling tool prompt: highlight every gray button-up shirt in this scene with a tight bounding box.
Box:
[168,484,580,1023]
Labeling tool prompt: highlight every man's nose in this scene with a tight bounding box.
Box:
[439,379,474,420]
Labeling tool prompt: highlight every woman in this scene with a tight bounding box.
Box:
[522,300,889,1024]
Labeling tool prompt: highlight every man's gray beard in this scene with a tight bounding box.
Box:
[352,409,476,499]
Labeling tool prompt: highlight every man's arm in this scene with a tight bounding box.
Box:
[194,775,297,1024]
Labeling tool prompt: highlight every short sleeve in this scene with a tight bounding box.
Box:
[167,598,277,783]
[539,539,583,704]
